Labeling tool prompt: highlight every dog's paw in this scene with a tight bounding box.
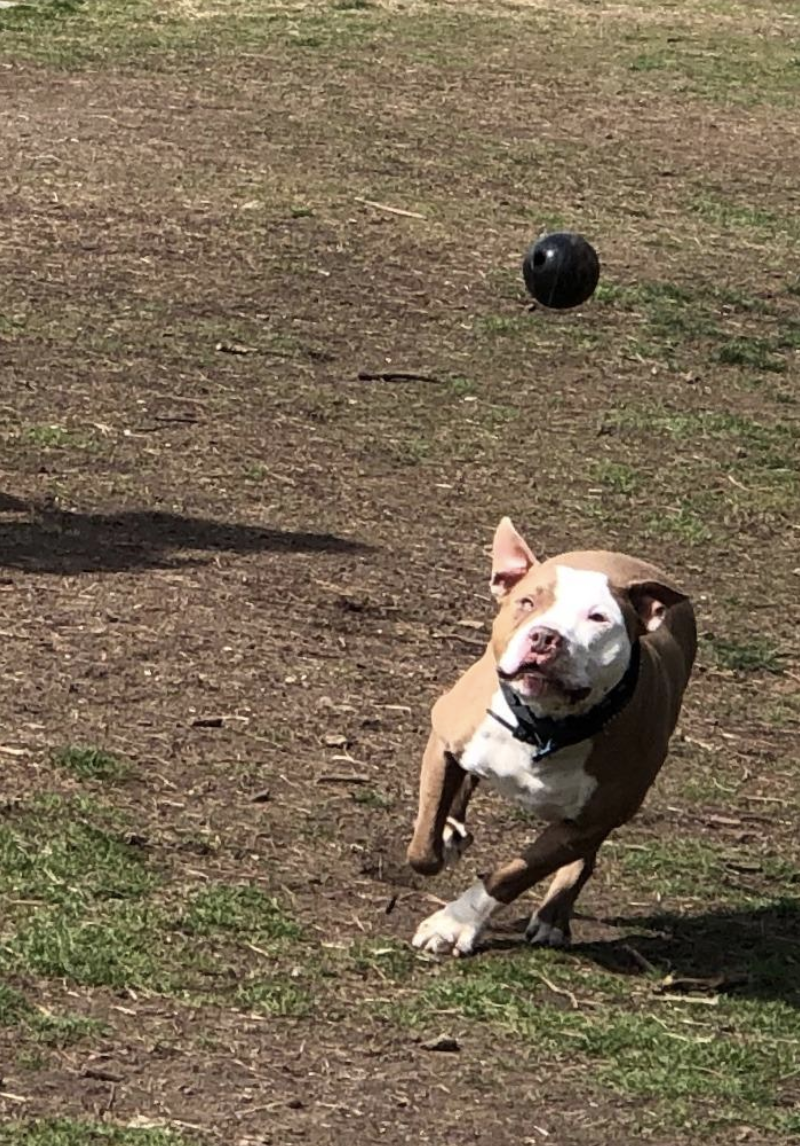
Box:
[525,913,571,949]
[412,907,482,957]
[441,817,473,867]
[412,883,498,958]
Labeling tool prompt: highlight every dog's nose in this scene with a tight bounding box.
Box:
[528,626,563,662]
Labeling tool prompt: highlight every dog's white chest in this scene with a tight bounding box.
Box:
[460,693,597,821]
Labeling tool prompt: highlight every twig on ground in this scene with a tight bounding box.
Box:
[355,196,425,219]
[621,944,658,974]
[357,370,442,384]
[431,631,486,651]
[317,773,370,784]
[532,972,580,1010]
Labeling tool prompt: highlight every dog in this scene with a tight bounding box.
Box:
[406,517,696,956]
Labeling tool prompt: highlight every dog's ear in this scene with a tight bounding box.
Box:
[490,517,538,599]
[627,580,688,633]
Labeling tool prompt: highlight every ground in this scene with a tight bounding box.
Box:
[0,1,798,1143]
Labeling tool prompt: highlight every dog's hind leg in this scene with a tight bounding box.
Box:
[525,850,598,948]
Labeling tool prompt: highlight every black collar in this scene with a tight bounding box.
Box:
[488,641,642,761]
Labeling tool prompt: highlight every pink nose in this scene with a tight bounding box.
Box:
[527,626,563,663]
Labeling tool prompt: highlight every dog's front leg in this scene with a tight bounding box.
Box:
[412,819,608,957]
[407,733,473,876]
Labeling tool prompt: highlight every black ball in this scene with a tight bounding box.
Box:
[522,231,600,310]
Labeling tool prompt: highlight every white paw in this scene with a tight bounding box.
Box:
[412,883,498,958]
[525,913,570,948]
[412,906,482,957]
[441,817,473,867]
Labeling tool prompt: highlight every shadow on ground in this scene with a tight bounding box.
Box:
[493,900,800,1006]
[575,899,800,1008]
[0,493,369,574]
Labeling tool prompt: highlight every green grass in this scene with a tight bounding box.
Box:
[234,976,312,1016]
[351,786,394,809]
[18,425,99,451]
[592,278,800,378]
[386,945,800,1133]
[0,0,380,67]
[27,1011,106,1047]
[473,314,530,339]
[716,337,787,373]
[644,502,713,545]
[178,883,302,943]
[2,880,305,994]
[0,984,105,1048]
[595,279,784,367]
[623,26,800,107]
[0,1120,197,1146]
[602,406,797,467]
[52,745,127,782]
[0,798,304,994]
[344,940,418,984]
[590,461,641,497]
[5,902,168,989]
[704,636,784,674]
[608,838,799,904]
[0,797,157,906]
[691,192,800,237]
[0,982,32,1025]
[1,0,799,1139]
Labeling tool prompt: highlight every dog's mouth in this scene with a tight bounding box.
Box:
[498,664,592,705]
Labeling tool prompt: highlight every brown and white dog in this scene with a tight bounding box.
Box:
[406,517,696,956]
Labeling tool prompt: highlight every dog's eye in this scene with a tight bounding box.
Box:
[517,597,535,612]
[588,611,609,624]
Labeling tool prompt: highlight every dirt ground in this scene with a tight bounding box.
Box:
[0,2,798,1144]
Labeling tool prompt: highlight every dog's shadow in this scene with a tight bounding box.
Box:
[0,492,369,574]
[497,899,800,1008]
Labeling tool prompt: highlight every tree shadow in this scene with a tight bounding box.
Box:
[0,493,369,574]
[571,899,800,1008]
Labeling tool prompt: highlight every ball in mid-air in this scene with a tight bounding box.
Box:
[522,231,600,310]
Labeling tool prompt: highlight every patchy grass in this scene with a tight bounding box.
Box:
[234,976,313,1017]
[1,0,799,1140]
[716,337,787,373]
[607,838,799,905]
[624,25,800,107]
[0,796,157,906]
[351,786,394,809]
[17,425,100,452]
[27,1011,106,1048]
[346,939,418,983]
[4,902,169,989]
[0,984,105,1049]
[52,745,128,782]
[0,1120,197,1146]
[0,0,381,67]
[0,798,305,995]
[644,502,713,546]
[592,278,800,371]
[690,192,800,238]
[0,982,32,1025]
[600,407,798,477]
[178,883,302,944]
[589,460,642,496]
[705,636,785,674]
[386,943,800,1134]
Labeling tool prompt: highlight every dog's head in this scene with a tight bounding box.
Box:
[488,517,688,719]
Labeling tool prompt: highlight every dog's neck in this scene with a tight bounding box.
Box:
[488,641,642,760]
